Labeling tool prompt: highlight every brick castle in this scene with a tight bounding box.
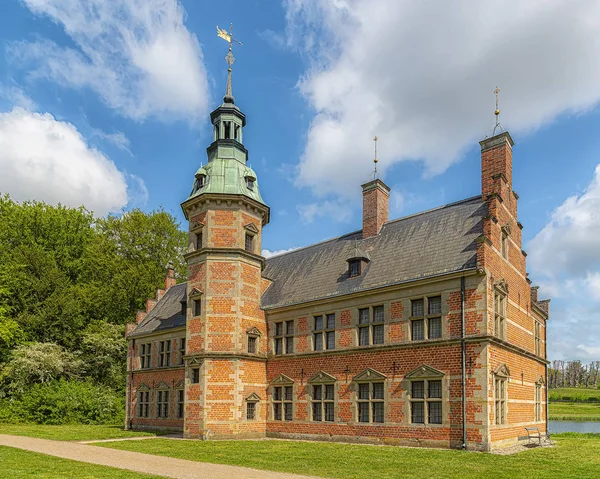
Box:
[125,67,549,451]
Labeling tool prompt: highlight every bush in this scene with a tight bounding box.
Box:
[12,379,124,425]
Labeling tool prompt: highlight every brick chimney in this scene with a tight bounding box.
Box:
[361,179,390,239]
[480,131,514,201]
[164,262,176,291]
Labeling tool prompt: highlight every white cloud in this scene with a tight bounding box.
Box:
[0,107,132,216]
[527,165,600,360]
[262,247,299,258]
[283,0,600,199]
[0,84,37,110]
[297,200,353,224]
[13,0,209,122]
[91,128,132,156]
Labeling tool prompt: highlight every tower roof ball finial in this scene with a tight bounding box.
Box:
[491,86,504,136]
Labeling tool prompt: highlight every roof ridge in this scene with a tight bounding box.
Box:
[265,195,482,260]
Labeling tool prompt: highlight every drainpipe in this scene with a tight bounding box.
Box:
[545,362,549,441]
[461,276,467,450]
[127,338,135,430]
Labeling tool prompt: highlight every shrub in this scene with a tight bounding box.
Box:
[16,379,124,425]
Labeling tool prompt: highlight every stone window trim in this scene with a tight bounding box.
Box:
[245,393,261,421]
[308,371,337,422]
[155,382,170,419]
[352,368,387,424]
[175,380,185,419]
[136,384,151,418]
[270,374,294,421]
[534,321,543,357]
[493,281,508,341]
[357,305,385,347]
[313,313,336,351]
[158,340,171,368]
[189,288,202,318]
[139,342,152,369]
[246,326,261,354]
[404,365,445,426]
[273,320,294,355]
[535,376,544,422]
[500,224,511,260]
[243,223,259,254]
[178,338,186,365]
[188,358,201,384]
[493,364,510,426]
[409,296,443,341]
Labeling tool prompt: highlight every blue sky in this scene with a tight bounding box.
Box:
[1,0,599,361]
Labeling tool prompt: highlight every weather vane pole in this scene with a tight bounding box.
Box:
[216,23,242,104]
[372,136,379,179]
[492,86,504,135]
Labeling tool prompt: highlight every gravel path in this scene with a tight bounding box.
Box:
[0,434,323,479]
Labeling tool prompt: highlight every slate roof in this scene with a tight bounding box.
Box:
[261,196,486,309]
[129,282,187,338]
[129,196,486,337]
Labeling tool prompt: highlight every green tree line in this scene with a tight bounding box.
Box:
[0,195,186,424]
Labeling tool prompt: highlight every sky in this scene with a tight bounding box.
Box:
[0,0,599,362]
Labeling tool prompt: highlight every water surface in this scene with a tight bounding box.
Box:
[549,420,600,434]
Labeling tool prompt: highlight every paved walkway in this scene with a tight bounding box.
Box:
[0,434,322,479]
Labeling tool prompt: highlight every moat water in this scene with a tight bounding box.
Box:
[549,420,600,434]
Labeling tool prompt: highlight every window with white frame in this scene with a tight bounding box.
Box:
[156,388,170,418]
[357,382,385,423]
[494,289,507,340]
[358,306,384,346]
[410,380,442,424]
[158,340,171,367]
[137,388,150,418]
[140,343,152,369]
[313,314,335,351]
[273,385,293,421]
[311,384,335,422]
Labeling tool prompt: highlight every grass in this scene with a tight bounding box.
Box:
[97,433,600,479]
[549,402,600,421]
[0,424,156,441]
[0,446,163,479]
[549,387,600,403]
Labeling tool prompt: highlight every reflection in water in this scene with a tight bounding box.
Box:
[549,421,600,434]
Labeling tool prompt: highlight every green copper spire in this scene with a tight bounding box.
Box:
[184,27,267,210]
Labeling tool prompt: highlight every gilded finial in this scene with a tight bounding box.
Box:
[492,86,504,135]
[217,23,242,104]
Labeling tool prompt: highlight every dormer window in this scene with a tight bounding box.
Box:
[349,260,360,277]
[197,175,206,188]
[246,177,255,190]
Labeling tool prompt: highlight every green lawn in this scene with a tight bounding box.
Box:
[97,433,600,479]
[0,424,156,441]
[549,401,600,421]
[549,387,600,402]
[0,446,162,479]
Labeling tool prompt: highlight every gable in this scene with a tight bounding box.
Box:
[246,392,261,402]
[494,364,510,378]
[353,368,387,382]
[308,371,337,384]
[270,373,294,385]
[404,365,445,379]
[246,326,262,336]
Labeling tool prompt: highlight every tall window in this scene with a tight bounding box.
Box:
[357,382,385,423]
[494,290,507,340]
[534,321,542,356]
[179,338,186,365]
[411,299,425,340]
[411,296,442,341]
[312,384,335,422]
[140,343,152,369]
[245,233,253,253]
[358,306,384,346]
[535,383,542,422]
[273,386,293,421]
[156,389,170,418]
[177,389,184,419]
[193,299,201,317]
[274,321,294,355]
[248,335,257,354]
[410,380,442,424]
[501,231,508,259]
[349,260,360,277]
[313,314,335,351]
[191,368,200,384]
[137,390,150,418]
[158,340,171,367]
[247,401,256,420]
[427,296,442,339]
[495,377,507,425]
[196,231,202,250]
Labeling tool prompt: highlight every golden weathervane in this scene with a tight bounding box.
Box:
[217,24,242,103]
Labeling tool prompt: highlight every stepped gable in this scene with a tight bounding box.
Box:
[129,282,187,337]
[262,196,486,309]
